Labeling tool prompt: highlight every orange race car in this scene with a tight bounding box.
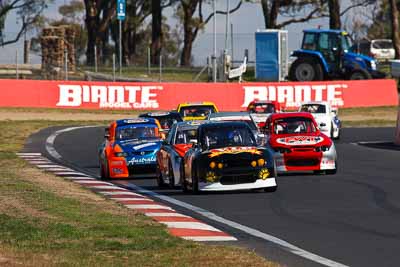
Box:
[98,118,163,179]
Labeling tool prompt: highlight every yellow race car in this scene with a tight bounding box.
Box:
[176,102,218,121]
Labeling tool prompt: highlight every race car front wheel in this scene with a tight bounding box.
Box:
[191,169,199,194]
[100,160,109,180]
[156,167,167,188]
[168,161,175,188]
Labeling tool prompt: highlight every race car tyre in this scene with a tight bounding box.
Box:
[326,161,338,175]
[100,161,109,180]
[180,163,189,193]
[156,169,167,188]
[289,58,323,81]
[326,168,337,175]
[191,169,199,194]
[168,161,175,188]
[264,186,278,193]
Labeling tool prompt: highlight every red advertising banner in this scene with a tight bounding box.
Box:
[0,79,398,111]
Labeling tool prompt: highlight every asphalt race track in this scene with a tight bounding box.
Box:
[25,126,400,267]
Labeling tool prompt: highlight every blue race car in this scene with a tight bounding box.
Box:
[98,118,163,179]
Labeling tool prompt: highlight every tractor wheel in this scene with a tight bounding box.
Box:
[348,69,372,80]
[289,58,323,81]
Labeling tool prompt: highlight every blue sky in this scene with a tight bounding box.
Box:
[0,0,372,66]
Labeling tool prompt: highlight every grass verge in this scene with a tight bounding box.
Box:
[0,120,279,266]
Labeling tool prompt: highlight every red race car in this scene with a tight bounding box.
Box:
[264,112,337,175]
[247,100,280,128]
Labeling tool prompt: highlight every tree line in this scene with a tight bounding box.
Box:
[1,0,399,66]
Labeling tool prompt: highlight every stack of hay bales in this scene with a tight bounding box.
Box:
[41,26,76,79]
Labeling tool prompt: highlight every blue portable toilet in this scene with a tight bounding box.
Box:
[255,30,288,81]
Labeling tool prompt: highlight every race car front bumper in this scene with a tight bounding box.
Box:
[198,177,277,191]
[274,145,336,173]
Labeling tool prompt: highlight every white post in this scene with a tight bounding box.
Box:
[119,20,122,77]
[15,50,19,80]
[224,0,230,52]
[213,0,217,83]
[159,54,162,82]
[113,53,116,82]
[148,46,151,75]
[94,45,98,72]
[65,48,68,81]
[231,23,234,61]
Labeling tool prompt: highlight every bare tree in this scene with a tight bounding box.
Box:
[389,0,400,59]
[260,0,325,29]
[177,0,243,67]
[0,0,50,46]
[328,0,341,29]
[83,0,116,65]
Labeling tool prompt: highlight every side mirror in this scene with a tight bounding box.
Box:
[320,122,326,127]
[104,127,110,139]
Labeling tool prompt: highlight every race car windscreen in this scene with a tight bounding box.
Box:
[175,128,198,144]
[200,125,257,149]
[116,125,158,140]
[155,115,182,130]
[211,117,258,131]
[300,104,326,114]
[249,103,276,114]
[179,105,216,117]
[274,117,317,134]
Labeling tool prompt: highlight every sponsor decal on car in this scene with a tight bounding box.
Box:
[208,146,262,158]
[127,156,156,165]
[123,119,149,124]
[276,136,324,145]
[132,142,157,150]
[148,112,170,116]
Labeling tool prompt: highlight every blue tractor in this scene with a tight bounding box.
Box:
[289,29,386,81]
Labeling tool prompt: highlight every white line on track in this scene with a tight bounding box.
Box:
[54,172,89,176]
[111,198,152,201]
[182,236,237,242]
[45,126,98,160]
[74,180,114,185]
[46,125,350,267]
[88,185,124,190]
[145,212,189,217]
[63,176,95,180]
[125,204,174,210]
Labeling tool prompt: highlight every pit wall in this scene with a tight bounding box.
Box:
[0,79,397,111]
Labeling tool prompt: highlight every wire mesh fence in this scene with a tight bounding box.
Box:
[0,31,305,81]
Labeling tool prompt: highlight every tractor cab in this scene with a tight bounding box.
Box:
[289,29,385,81]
